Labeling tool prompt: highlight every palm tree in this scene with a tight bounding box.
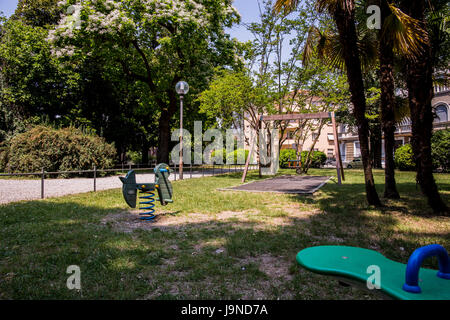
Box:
[400,0,448,215]
[275,0,382,206]
[376,1,428,199]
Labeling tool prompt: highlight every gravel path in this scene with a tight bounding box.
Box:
[0,169,242,205]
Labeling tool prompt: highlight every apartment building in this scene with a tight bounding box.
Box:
[338,86,450,163]
[246,86,450,163]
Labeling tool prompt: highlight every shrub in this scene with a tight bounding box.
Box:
[226,149,249,164]
[394,144,415,171]
[301,150,327,168]
[431,129,450,172]
[126,150,142,164]
[2,125,116,175]
[279,149,297,168]
[211,148,227,164]
[0,143,8,172]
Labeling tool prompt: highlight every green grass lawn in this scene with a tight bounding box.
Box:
[0,169,449,299]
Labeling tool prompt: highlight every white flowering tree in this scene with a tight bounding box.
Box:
[48,0,242,162]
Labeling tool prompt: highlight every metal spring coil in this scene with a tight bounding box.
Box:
[139,189,156,221]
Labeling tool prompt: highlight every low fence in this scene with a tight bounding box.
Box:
[0,163,258,200]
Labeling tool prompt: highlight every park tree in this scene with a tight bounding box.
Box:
[0,19,79,134]
[400,0,449,214]
[197,69,273,175]
[275,0,382,207]
[12,0,62,27]
[245,0,324,151]
[286,57,350,173]
[48,0,242,164]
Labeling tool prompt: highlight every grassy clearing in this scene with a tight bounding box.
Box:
[0,169,449,299]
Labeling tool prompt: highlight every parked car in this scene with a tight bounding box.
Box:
[324,159,336,168]
[346,157,363,169]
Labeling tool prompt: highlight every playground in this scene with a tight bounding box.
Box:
[0,168,449,299]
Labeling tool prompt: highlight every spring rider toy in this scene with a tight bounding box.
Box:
[119,163,173,221]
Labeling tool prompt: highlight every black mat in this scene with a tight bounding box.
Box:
[224,175,332,194]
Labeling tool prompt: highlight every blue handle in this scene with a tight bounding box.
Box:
[402,244,450,294]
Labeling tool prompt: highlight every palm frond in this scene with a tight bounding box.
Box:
[382,4,428,61]
[273,0,301,15]
[315,0,347,14]
[302,26,322,66]
[357,29,378,72]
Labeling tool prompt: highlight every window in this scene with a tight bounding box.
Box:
[434,105,448,123]
[354,141,361,158]
[327,148,334,157]
[327,133,334,140]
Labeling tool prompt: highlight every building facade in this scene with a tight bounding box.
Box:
[246,86,450,164]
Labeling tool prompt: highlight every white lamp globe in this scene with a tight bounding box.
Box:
[175,81,189,95]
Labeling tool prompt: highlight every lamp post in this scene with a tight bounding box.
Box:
[175,81,189,180]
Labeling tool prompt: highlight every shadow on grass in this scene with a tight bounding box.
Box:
[1,186,448,300]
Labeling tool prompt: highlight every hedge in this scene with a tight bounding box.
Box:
[431,129,450,172]
[0,125,116,175]
[394,144,415,171]
[226,149,249,164]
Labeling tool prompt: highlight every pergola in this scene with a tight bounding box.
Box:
[242,111,345,185]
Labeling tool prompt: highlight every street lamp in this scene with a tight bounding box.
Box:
[175,81,189,180]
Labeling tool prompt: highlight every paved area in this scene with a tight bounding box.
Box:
[224,175,332,194]
[0,169,238,204]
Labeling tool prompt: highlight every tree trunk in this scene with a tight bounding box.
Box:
[157,109,172,164]
[404,0,448,215]
[370,121,382,169]
[379,1,400,199]
[333,2,382,206]
[141,139,150,165]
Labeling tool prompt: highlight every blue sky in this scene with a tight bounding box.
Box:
[0,0,261,43]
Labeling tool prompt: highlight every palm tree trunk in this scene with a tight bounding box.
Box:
[333,2,381,206]
[370,121,382,169]
[403,0,448,215]
[379,1,400,199]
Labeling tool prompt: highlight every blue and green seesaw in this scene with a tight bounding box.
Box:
[296,244,450,300]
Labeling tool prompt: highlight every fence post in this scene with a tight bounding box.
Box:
[41,168,45,199]
[213,164,215,176]
[190,163,192,179]
[129,163,132,171]
[93,165,97,192]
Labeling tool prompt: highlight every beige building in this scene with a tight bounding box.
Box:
[339,86,450,163]
[245,86,450,164]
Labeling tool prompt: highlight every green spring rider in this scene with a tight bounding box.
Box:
[119,163,173,221]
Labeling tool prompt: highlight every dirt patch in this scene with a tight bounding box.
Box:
[239,254,294,281]
[101,207,322,234]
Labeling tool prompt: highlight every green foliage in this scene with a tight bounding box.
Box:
[394,144,416,171]
[226,149,249,165]
[1,125,116,174]
[198,69,272,129]
[301,150,327,168]
[13,0,62,27]
[211,148,227,164]
[126,150,142,164]
[431,129,450,172]
[279,149,297,168]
